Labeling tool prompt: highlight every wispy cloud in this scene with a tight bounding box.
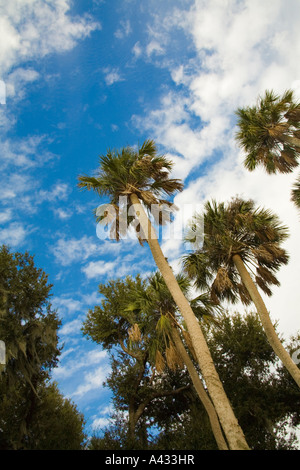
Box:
[59,318,83,336]
[53,348,108,381]
[0,135,56,170]
[0,222,27,247]
[53,207,73,220]
[0,208,12,223]
[72,365,108,397]
[52,235,99,266]
[115,19,132,39]
[82,260,116,279]
[103,67,124,86]
[39,183,71,203]
[52,297,84,317]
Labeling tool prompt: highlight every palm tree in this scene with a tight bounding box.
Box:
[183,197,300,388]
[127,271,229,450]
[235,89,300,174]
[78,140,249,450]
[291,174,300,209]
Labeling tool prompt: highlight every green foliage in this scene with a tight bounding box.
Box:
[82,275,194,449]
[0,245,61,387]
[0,245,86,450]
[204,311,300,450]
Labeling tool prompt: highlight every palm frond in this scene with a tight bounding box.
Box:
[291,173,300,209]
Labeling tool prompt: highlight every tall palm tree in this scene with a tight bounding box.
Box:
[78,140,249,450]
[235,89,300,174]
[183,197,300,388]
[127,271,229,450]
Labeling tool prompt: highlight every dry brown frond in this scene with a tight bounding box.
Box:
[265,244,287,258]
[256,265,279,285]
[285,108,300,121]
[212,267,233,293]
[237,283,252,305]
[155,350,165,373]
[140,190,159,205]
[255,276,272,296]
[165,343,183,370]
[280,150,298,166]
[252,247,274,263]
[128,323,142,342]
[268,123,290,138]
[274,158,296,174]
[293,130,300,139]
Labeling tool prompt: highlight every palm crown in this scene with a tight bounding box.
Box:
[78,140,183,241]
[126,272,220,372]
[183,198,289,304]
[235,89,300,173]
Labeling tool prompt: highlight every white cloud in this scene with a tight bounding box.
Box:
[52,235,99,266]
[0,208,12,223]
[91,416,110,430]
[115,19,132,39]
[132,41,142,58]
[0,135,55,170]
[146,40,165,57]
[103,67,124,86]
[53,348,108,380]
[82,260,116,279]
[59,318,83,336]
[6,67,40,101]
[39,182,70,202]
[72,365,108,397]
[52,297,83,316]
[0,0,100,77]
[0,221,27,247]
[53,207,72,220]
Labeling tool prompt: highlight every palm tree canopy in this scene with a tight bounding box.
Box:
[183,197,289,303]
[235,89,300,173]
[125,271,221,372]
[78,140,183,241]
[291,173,300,209]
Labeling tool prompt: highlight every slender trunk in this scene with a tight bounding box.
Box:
[233,254,300,388]
[130,193,250,450]
[170,326,229,450]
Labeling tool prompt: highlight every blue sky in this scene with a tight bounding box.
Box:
[1,0,300,436]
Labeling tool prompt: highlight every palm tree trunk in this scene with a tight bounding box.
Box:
[169,326,229,450]
[233,254,300,387]
[130,193,250,450]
